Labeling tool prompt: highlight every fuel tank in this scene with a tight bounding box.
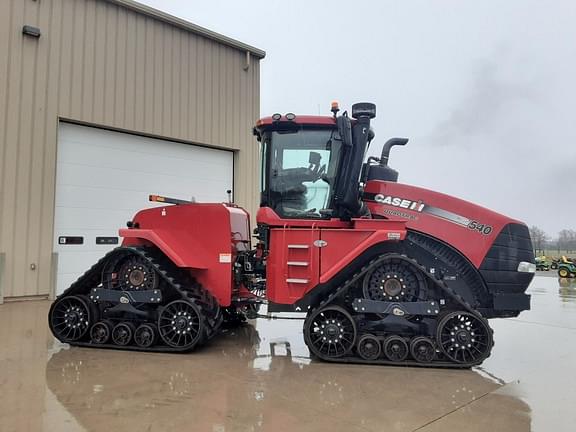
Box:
[120,203,251,306]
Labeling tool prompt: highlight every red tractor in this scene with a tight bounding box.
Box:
[49,103,535,367]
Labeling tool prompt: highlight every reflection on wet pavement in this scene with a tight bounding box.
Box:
[558,277,576,302]
[0,275,574,432]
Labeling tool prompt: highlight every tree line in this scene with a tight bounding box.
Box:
[529,226,576,254]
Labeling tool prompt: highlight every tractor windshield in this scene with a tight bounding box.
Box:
[260,129,342,218]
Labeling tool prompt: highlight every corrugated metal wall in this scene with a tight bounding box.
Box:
[0,0,262,299]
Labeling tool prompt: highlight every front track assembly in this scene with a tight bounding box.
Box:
[303,254,494,368]
[49,247,222,353]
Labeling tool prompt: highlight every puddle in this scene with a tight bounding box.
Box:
[2,275,575,431]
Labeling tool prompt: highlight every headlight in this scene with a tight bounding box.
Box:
[517,261,536,273]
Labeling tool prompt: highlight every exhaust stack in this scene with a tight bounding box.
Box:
[380,137,408,167]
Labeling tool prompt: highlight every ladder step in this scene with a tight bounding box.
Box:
[287,261,309,267]
[286,278,309,284]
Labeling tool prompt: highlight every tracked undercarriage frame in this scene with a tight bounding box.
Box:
[303,254,494,368]
[49,247,224,353]
[50,241,494,367]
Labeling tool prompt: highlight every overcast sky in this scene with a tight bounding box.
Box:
[142,0,575,236]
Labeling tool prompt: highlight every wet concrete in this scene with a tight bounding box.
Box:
[0,275,574,432]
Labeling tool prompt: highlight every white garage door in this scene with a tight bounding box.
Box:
[53,123,233,295]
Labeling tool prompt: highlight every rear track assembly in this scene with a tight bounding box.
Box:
[49,247,223,353]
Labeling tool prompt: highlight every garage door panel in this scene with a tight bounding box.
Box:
[60,134,232,176]
[57,250,114,274]
[54,185,154,211]
[55,208,134,231]
[59,145,231,179]
[54,123,233,295]
[56,163,231,201]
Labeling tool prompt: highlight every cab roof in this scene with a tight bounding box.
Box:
[255,115,337,128]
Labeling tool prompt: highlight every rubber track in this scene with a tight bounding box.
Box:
[406,231,488,308]
[50,246,222,352]
[303,254,494,368]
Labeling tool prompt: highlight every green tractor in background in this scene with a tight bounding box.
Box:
[535,256,550,271]
[557,256,576,278]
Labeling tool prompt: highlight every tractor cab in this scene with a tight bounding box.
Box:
[254,103,377,221]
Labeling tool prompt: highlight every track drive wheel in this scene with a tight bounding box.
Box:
[436,311,493,365]
[362,258,426,302]
[115,255,159,291]
[49,295,93,342]
[304,306,357,359]
[158,300,205,351]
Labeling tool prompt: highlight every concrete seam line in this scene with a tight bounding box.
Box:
[508,317,576,331]
[410,388,496,431]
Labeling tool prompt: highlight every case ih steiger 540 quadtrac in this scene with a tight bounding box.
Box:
[49,103,535,368]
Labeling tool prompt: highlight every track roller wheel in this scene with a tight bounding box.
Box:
[356,334,381,360]
[410,336,436,363]
[90,320,113,344]
[112,322,135,346]
[49,295,93,342]
[304,305,357,359]
[383,336,409,362]
[134,323,157,348]
[436,311,493,365]
[158,300,205,350]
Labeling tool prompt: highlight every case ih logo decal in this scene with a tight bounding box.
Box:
[373,194,426,212]
[366,193,493,235]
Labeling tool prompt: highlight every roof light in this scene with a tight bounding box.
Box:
[331,101,340,117]
[272,113,282,121]
[285,113,296,121]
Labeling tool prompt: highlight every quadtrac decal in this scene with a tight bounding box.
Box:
[365,193,493,235]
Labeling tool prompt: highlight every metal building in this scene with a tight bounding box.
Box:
[0,0,264,302]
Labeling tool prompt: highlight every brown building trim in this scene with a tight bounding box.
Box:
[106,0,266,59]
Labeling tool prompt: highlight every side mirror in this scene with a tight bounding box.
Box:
[351,102,376,120]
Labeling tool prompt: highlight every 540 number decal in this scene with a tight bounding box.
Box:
[467,220,493,235]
